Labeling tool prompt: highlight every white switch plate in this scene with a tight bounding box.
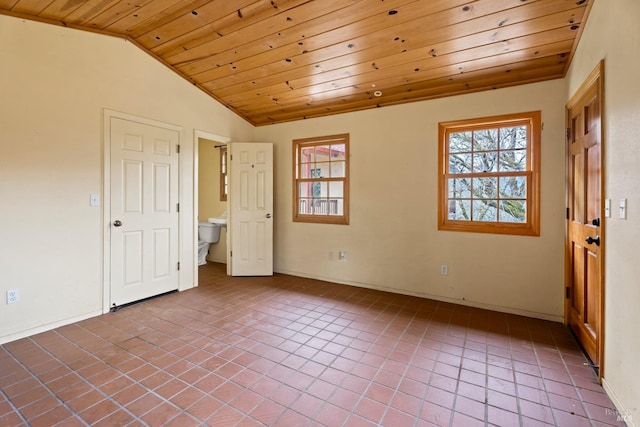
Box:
[604,199,611,217]
[619,198,627,219]
[90,194,100,207]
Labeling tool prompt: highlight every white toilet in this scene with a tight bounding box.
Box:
[198,222,221,266]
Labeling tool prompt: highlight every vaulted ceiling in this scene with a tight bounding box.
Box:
[1,0,591,126]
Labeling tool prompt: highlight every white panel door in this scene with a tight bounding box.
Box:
[229,143,273,276]
[110,117,179,307]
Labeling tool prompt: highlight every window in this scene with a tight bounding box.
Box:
[220,146,227,201]
[293,134,349,224]
[438,111,541,236]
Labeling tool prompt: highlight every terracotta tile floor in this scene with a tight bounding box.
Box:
[0,263,626,426]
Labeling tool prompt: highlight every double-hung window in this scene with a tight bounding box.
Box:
[293,134,349,225]
[438,111,541,236]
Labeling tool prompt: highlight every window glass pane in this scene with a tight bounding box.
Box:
[314,163,330,178]
[300,164,314,178]
[314,145,330,162]
[499,150,526,172]
[330,144,346,161]
[300,146,315,163]
[473,129,498,151]
[329,181,344,198]
[299,198,313,214]
[328,199,344,216]
[499,200,526,222]
[221,151,226,173]
[449,153,472,174]
[473,152,498,173]
[448,177,471,198]
[449,131,472,153]
[312,198,333,215]
[499,176,527,198]
[472,200,498,222]
[311,181,327,197]
[299,182,313,198]
[472,177,497,198]
[448,199,471,220]
[330,161,346,178]
[500,126,527,149]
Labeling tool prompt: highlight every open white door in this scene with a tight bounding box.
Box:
[109,116,180,307]
[228,142,273,276]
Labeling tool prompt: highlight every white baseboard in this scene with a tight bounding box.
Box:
[0,310,103,346]
[274,268,564,323]
[602,378,636,427]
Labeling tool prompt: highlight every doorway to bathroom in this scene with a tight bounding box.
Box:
[195,132,274,281]
[196,134,230,271]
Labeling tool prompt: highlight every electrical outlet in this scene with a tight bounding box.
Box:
[440,265,448,276]
[339,251,347,262]
[7,289,19,304]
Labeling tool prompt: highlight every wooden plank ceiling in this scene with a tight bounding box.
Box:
[1,0,591,126]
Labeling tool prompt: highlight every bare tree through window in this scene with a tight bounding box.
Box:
[439,112,540,236]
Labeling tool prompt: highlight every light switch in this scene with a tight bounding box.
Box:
[619,198,627,219]
[604,199,611,218]
[90,194,100,207]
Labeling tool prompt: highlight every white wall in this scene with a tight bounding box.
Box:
[256,79,567,321]
[566,0,640,423]
[0,15,254,344]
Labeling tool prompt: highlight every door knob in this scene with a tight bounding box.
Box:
[585,235,600,246]
[266,213,272,218]
[113,220,123,227]
[591,218,600,226]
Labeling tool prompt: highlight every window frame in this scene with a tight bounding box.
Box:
[292,134,350,225]
[438,111,541,236]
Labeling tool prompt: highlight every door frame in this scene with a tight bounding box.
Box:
[193,130,231,284]
[102,109,183,313]
[564,60,605,381]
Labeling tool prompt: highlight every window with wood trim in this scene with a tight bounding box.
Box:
[220,146,228,201]
[293,134,349,225]
[438,111,541,236]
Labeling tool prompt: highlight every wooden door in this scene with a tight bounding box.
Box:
[228,142,273,276]
[110,117,180,307]
[566,62,604,370]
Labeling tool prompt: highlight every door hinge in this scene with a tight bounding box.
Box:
[566,207,569,220]
[176,203,180,213]
[230,250,232,257]
[230,154,233,161]
[566,286,570,299]
[177,262,180,271]
[176,144,181,154]
[566,128,571,140]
